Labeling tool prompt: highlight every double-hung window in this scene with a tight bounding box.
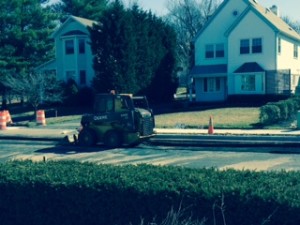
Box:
[216,44,225,58]
[240,39,250,54]
[294,44,298,58]
[252,38,262,53]
[205,44,214,58]
[79,39,85,54]
[240,38,263,54]
[65,40,74,55]
[278,38,281,54]
[204,78,221,92]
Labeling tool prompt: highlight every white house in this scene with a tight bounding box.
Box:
[190,0,300,102]
[37,16,96,87]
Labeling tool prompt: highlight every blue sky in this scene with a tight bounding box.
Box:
[122,0,300,22]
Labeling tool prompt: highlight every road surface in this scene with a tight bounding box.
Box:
[1,139,300,171]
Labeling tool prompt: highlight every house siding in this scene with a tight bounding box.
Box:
[37,16,95,87]
[194,0,248,66]
[228,10,276,95]
[195,77,227,102]
[192,0,300,102]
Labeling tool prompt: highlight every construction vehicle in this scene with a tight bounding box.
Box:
[77,93,155,148]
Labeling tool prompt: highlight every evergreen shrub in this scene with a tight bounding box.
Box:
[0,161,299,225]
[259,97,300,125]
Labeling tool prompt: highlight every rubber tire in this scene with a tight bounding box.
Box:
[78,129,96,147]
[104,131,122,148]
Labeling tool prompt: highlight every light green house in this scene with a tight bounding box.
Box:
[37,16,96,87]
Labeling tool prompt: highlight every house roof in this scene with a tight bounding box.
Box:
[190,64,227,76]
[194,0,300,43]
[234,62,265,73]
[225,0,300,41]
[51,16,97,39]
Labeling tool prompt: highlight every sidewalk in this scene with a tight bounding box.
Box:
[0,124,300,141]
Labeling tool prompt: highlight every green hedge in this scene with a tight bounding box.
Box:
[260,97,300,125]
[0,161,300,225]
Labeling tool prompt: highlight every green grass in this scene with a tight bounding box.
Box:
[155,107,260,129]
[10,106,268,129]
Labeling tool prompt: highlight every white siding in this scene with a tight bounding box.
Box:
[55,20,94,86]
[228,11,276,95]
[194,0,248,66]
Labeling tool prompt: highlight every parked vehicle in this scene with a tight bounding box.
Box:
[78,93,155,148]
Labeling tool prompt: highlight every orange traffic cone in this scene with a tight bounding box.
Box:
[0,111,7,130]
[208,116,214,134]
[4,110,13,125]
[36,110,46,126]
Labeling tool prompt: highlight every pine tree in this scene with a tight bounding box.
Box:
[90,0,178,102]
[0,0,57,104]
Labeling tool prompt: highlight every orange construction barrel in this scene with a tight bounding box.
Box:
[0,111,7,130]
[36,110,46,126]
[4,110,12,125]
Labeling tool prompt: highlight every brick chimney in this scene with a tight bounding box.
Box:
[270,5,280,17]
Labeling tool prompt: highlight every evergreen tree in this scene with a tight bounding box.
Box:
[90,0,139,93]
[0,0,57,104]
[90,0,178,102]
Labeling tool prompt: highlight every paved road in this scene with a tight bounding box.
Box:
[1,139,300,171]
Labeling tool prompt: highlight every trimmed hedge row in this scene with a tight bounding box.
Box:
[0,161,300,225]
[259,97,300,125]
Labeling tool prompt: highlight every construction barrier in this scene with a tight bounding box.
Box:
[0,111,7,130]
[36,110,46,126]
[4,110,13,125]
[208,116,214,134]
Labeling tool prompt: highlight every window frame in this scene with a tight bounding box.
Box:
[65,40,74,55]
[205,44,215,58]
[252,38,262,53]
[203,77,221,93]
[294,44,298,59]
[216,44,225,58]
[240,39,250,54]
[241,74,256,91]
[79,39,85,54]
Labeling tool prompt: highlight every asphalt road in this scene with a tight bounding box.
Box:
[1,139,300,171]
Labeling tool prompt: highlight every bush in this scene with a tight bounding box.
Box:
[0,161,300,225]
[259,96,300,125]
[259,103,281,124]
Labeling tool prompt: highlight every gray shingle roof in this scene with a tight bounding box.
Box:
[234,62,264,73]
[190,64,227,76]
[71,16,97,28]
[248,0,300,41]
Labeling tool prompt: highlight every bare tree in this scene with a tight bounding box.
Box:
[282,16,300,34]
[3,71,63,111]
[165,0,221,86]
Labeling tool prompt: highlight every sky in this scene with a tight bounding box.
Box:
[122,0,300,22]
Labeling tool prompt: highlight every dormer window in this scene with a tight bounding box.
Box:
[65,40,74,55]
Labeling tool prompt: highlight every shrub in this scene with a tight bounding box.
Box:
[0,161,300,225]
[259,96,300,125]
[259,103,281,125]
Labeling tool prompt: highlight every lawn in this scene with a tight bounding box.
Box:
[155,107,260,129]
[10,105,262,129]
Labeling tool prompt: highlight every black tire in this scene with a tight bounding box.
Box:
[104,131,122,148]
[78,129,96,147]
